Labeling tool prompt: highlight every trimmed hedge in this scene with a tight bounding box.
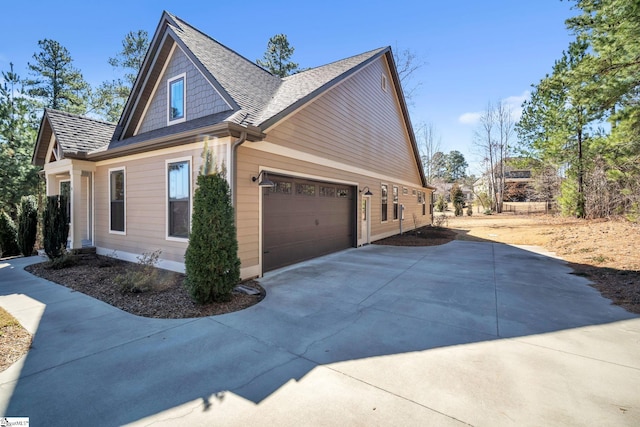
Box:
[184,171,240,303]
[43,195,69,260]
[17,195,38,256]
[0,210,19,258]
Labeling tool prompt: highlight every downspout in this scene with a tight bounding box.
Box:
[230,131,247,223]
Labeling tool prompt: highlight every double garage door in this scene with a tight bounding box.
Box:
[263,174,355,272]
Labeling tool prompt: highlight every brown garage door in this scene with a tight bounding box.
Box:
[263,175,355,272]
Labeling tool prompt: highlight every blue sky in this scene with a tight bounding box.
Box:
[1,0,577,174]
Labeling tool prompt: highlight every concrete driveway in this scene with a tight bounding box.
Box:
[1,241,639,426]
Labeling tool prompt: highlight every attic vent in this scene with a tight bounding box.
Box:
[381,75,388,92]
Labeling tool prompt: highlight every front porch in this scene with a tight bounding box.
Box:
[43,158,95,250]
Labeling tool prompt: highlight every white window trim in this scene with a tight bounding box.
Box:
[392,185,399,222]
[381,183,389,223]
[108,167,126,235]
[165,156,192,242]
[167,72,186,125]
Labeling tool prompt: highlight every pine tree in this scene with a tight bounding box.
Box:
[0,63,41,217]
[25,39,89,114]
[90,30,149,122]
[256,34,299,77]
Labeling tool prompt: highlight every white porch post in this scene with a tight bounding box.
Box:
[70,169,83,249]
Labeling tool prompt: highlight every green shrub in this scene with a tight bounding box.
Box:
[0,210,19,258]
[43,195,69,260]
[450,184,464,217]
[466,204,473,216]
[185,167,240,304]
[46,250,76,270]
[17,195,38,256]
[115,250,165,293]
[435,194,446,212]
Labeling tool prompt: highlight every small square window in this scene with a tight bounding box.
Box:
[337,188,350,198]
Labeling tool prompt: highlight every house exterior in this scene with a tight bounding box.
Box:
[32,11,433,278]
[474,158,537,203]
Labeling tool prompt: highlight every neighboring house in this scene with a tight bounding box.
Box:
[32,11,433,278]
[432,179,473,204]
[474,159,536,203]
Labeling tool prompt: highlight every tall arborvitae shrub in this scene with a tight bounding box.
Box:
[0,210,19,258]
[43,195,69,260]
[17,195,38,256]
[185,153,240,303]
[451,183,464,217]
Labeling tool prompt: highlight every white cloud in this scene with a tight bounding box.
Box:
[458,112,482,125]
[458,91,531,126]
[503,90,530,121]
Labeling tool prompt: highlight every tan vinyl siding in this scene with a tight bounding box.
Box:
[265,57,423,185]
[236,145,433,272]
[94,147,203,264]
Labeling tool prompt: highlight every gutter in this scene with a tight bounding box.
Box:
[230,131,248,221]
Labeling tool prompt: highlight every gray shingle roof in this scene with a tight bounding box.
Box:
[167,13,282,126]
[166,13,386,130]
[36,12,392,164]
[46,109,116,155]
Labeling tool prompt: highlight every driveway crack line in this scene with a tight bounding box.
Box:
[325,365,475,426]
[512,339,640,371]
[357,252,433,307]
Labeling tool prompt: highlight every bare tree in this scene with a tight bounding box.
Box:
[393,45,425,104]
[474,101,514,213]
[417,122,441,185]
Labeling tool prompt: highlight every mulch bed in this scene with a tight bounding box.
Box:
[373,225,457,246]
[25,256,264,319]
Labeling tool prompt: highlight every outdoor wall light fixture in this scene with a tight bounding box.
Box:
[252,170,275,188]
[360,186,373,196]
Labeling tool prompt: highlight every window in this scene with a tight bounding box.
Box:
[270,180,292,194]
[60,181,71,223]
[168,74,185,124]
[296,183,315,196]
[337,188,350,198]
[109,168,125,233]
[393,186,399,220]
[381,184,388,222]
[320,186,336,197]
[167,159,191,239]
[423,192,427,216]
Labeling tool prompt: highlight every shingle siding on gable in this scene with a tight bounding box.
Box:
[137,46,231,135]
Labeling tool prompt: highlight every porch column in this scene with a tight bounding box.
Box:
[70,169,83,249]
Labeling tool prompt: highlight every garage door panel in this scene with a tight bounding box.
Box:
[263,175,354,272]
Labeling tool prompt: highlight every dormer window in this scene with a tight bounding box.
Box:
[168,73,186,124]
